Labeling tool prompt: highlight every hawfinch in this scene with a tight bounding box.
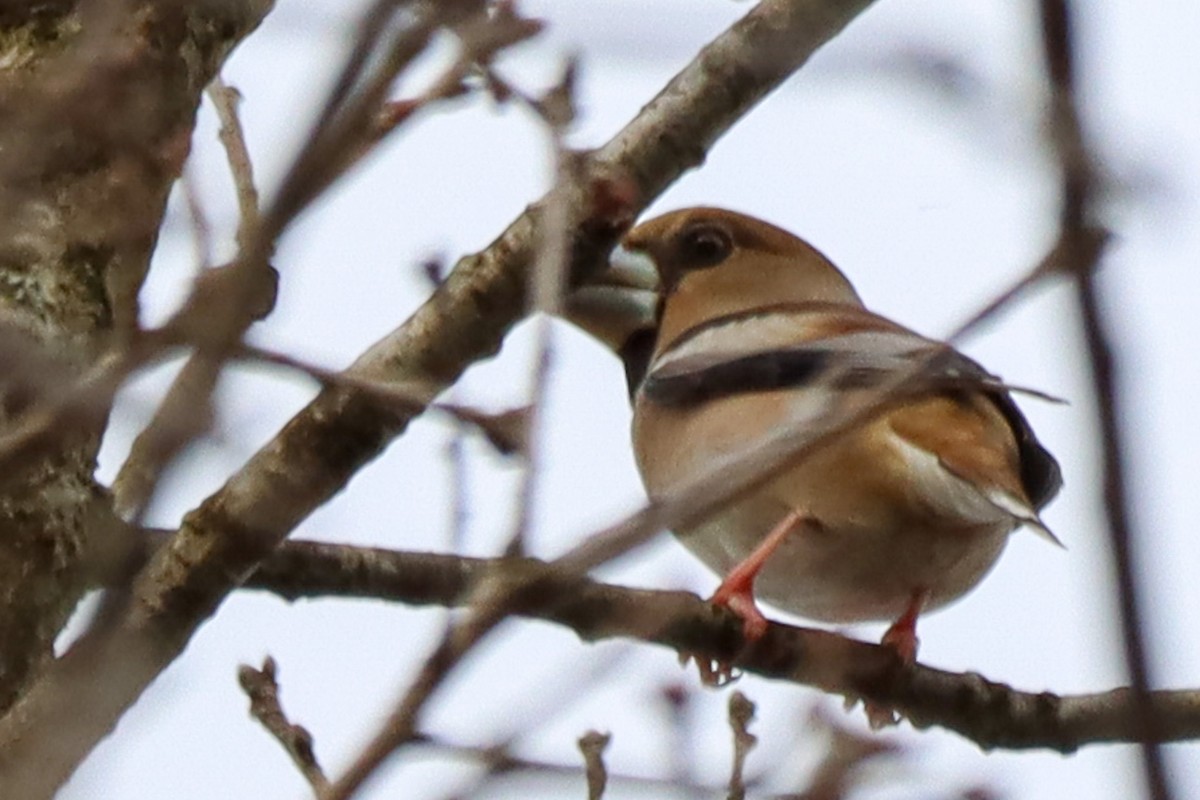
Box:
[568,207,1062,672]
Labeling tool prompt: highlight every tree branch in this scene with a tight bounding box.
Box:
[1036,2,1172,798]
[230,539,1200,754]
[238,656,330,797]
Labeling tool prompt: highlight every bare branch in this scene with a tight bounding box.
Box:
[237,657,330,796]
[409,730,726,797]
[506,63,583,556]
[321,564,556,799]
[1035,1,1172,799]
[659,684,697,785]
[322,59,591,793]
[109,1,448,523]
[727,692,757,800]
[364,2,545,155]
[223,539,1200,753]
[792,708,899,800]
[110,353,222,522]
[418,649,632,800]
[179,166,215,269]
[234,342,528,456]
[577,730,611,800]
[207,77,261,250]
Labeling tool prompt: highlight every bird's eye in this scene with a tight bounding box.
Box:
[679,224,733,268]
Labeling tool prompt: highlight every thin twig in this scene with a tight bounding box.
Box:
[0,344,160,486]
[237,657,330,796]
[421,261,474,552]
[727,692,757,800]
[234,342,527,456]
[504,61,581,556]
[1075,242,1166,793]
[113,78,268,523]
[111,355,221,523]
[578,730,611,800]
[504,315,554,553]
[320,575,524,800]
[660,683,697,786]
[943,224,1107,343]
[424,648,634,800]
[1035,2,1171,799]
[112,2,513,525]
[207,77,261,249]
[263,0,434,232]
[179,166,215,270]
[409,731,730,797]
[786,707,899,800]
[361,3,545,159]
[325,57,581,796]
[445,430,470,552]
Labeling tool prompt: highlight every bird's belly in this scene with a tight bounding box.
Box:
[678,499,1011,623]
[634,393,1016,623]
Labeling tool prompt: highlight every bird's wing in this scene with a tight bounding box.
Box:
[644,304,959,405]
[641,304,1062,513]
[887,396,1063,545]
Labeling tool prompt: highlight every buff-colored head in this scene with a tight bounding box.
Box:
[615,207,861,354]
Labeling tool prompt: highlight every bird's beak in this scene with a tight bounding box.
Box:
[604,244,661,292]
[564,245,660,353]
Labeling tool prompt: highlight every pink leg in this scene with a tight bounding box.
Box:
[711,509,806,641]
[867,588,931,728]
[880,588,931,662]
[689,510,805,687]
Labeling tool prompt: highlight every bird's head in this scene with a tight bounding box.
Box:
[567,207,862,389]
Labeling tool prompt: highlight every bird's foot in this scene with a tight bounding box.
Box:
[865,588,930,729]
[880,611,921,664]
[710,509,804,639]
[684,511,806,687]
[711,575,771,642]
[681,652,739,687]
[679,585,761,687]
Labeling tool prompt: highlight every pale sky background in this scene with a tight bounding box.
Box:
[58,1,1200,798]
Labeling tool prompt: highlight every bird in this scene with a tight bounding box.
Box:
[567,206,1062,699]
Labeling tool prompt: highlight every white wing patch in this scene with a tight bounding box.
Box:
[982,485,1064,547]
[651,311,933,375]
[651,313,826,372]
[888,433,1063,546]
